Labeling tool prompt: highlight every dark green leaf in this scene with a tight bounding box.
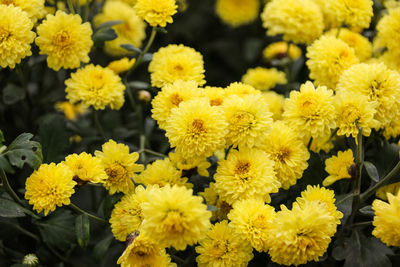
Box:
[127,81,150,90]
[2,84,26,105]
[75,214,90,249]
[93,235,113,262]
[93,28,118,46]
[359,205,374,216]
[368,141,400,179]
[0,198,26,218]
[243,38,263,63]
[10,264,29,267]
[155,27,168,34]
[207,205,219,212]
[39,114,69,163]
[0,130,4,143]
[120,44,141,53]
[142,53,153,63]
[96,20,124,30]
[0,155,14,174]
[5,133,42,170]
[336,193,354,224]
[364,161,379,182]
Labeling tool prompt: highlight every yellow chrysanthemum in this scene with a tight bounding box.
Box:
[223,94,273,148]
[110,185,150,241]
[261,0,324,44]
[117,231,175,267]
[134,0,177,27]
[262,121,310,190]
[165,98,228,160]
[322,149,354,186]
[110,0,137,6]
[336,63,400,128]
[372,192,400,247]
[326,0,373,29]
[215,0,260,27]
[0,0,45,23]
[94,1,146,57]
[377,6,400,54]
[107,58,136,74]
[149,44,206,88]
[151,80,202,130]
[224,82,261,98]
[25,163,76,216]
[64,152,107,184]
[203,86,225,107]
[263,41,302,61]
[196,220,254,266]
[377,182,400,201]
[266,201,339,266]
[306,35,359,89]
[141,185,211,250]
[136,158,190,188]
[65,64,126,110]
[54,101,87,120]
[309,132,335,154]
[199,183,232,221]
[35,11,93,71]
[383,115,400,139]
[168,151,211,177]
[0,4,35,69]
[262,91,285,121]
[228,199,276,252]
[214,148,280,204]
[95,140,144,194]
[241,67,287,91]
[283,81,336,141]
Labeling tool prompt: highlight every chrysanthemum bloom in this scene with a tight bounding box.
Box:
[0,5,35,69]
[261,0,323,44]
[196,220,254,266]
[309,132,334,154]
[306,35,359,89]
[149,44,206,88]
[199,183,232,221]
[151,80,203,130]
[376,182,400,201]
[263,42,302,61]
[65,64,126,110]
[64,152,107,185]
[376,7,400,55]
[94,1,146,57]
[107,58,136,75]
[0,0,45,23]
[223,94,273,148]
[110,185,150,241]
[322,149,354,186]
[214,148,280,204]
[110,0,137,6]
[283,81,336,141]
[35,11,93,71]
[204,86,225,106]
[296,185,343,225]
[224,82,261,98]
[262,91,285,121]
[215,0,259,27]
[382,112,400,139]
[25,163,76,215]
[134,0,177,27]
[228,199,276,252]
[242,67,287,91]
[326,0,373,29]
[95,140,144,194]
[141,185,211,250]
[266,201,338,266]
[165,98,228,160]
[262,121,310,190]
[372,192,400,247]
[168,151,211,177]
[335,92,379,138]
[54,101,87,120]
[117,231,175,267]
[136,158,191,188]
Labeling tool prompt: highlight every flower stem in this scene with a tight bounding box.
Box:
[0,169,23,205]
[139,135,146,163]
[69,203,108,224]
[350,221,372,228]
[93,109,106,142]
[67,0,75,14]
[138,149,166,158]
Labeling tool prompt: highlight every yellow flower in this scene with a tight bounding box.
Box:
[376,182,400,201]
[54,101,87,120]
[261,0,323,44]
[326,0,373,29]
[110,0,137,6]
[0,4,35,69]
[283,81,336,141]
[372,192,400,247]
[149,44,206,88]
[36,11,93,71]
[215,0,260,27]
[262,121,310,190]
[228,199,276,252]
[199,183,232,221]
[242,67,287,91]
[383,116,400,140]
[136,158,191,188]
[261,91,285,121]
[336,63,400,128]
[203,86,225,106]
[95,140,144,194]
[94,1,146,57]
[263,41,302,61]
[165,98,228,160]
[196,220,254,266]
[224,82,261,98]
[306,35,359,89]
[64,152,107,184]
[377,4,400,55]
[107,57,136,74]
[25,163,76,215]
[65,64,126,110]
[141,185,211,250]
[309,132,335,154]
[323,149,354,186]
[214,148,280,204]
[266,201,339,266]
[223,94,273,148]
[134,0,177,27]
[168,151,211,177]
[0,0,45,23]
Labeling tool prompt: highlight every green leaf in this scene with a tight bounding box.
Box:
[120,44,141,53]
[39,114,69,163]
[155,26,168,34]
[364,161,380,182]
[5,133,42,170]
[2,84,26,105]
[127,81,150,90]
[142,53,153,63]
[100,193,123,219]
[0,129,4,143]
[359,205,374,216]
[207,205,219,212]
[0,155,14,174]
[93,28,118,46]
[0,198,26,218]
[96,20,124,30]
[93,235,113,262]
[75,214,90,249]
[336,193,354,224]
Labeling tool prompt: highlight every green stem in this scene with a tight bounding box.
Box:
[0,169,23,205]
[93,109,106,142]
[139,135,146,163]
[67,0,75,14]
[138,149,166,158]
[69,203,108,224]
[350,221,372,228]
[126,86,137,113]
[84,0,90,22]
[0,221,40,242]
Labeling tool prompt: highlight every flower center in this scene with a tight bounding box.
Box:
[105,163,127,183]
[253,214,267,228]
[0,0,14,5]
[342,104,361,124]
[54,30,71,48]
[0,27,10,42]
[211,240,228,258]
[276,147,291,162]
[235,160,250,177]
[231,111,255,131]
[169,93,183,106]
[300,98,318,117]
[189,119,206,136]
[369,79,382,100]
[210,98,223,106]
[163,210,185,234]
